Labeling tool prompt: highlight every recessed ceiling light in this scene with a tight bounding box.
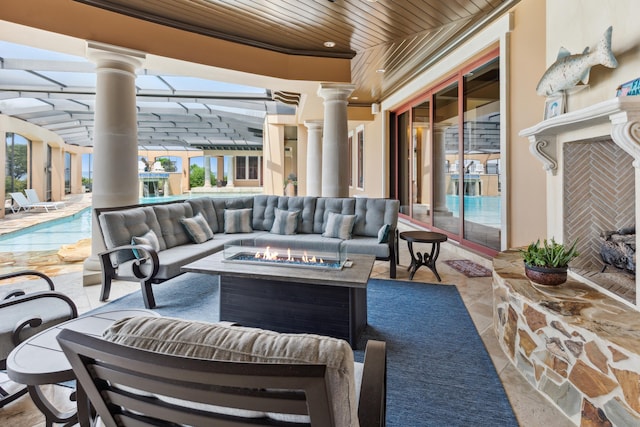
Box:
[376,68,386,73]
[351,96,359,100]
[324,41,336,48]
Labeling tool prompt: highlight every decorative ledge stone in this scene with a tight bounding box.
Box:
[493,250,640,426]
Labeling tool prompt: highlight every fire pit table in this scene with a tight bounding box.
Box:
[181,247,375,348]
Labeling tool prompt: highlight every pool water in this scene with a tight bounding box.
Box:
[446,195,501,227]
[0,208,92,252]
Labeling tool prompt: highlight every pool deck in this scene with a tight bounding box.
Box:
[0,193,93,279]
[1,193,93,236]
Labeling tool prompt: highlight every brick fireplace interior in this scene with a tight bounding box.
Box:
[563,137,636,304]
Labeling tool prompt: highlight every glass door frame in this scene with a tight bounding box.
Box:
[391,48,500,257]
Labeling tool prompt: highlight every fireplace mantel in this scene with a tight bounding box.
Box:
[519,97,640,175]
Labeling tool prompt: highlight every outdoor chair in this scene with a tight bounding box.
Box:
[9,192,59,213]
[57,316,387,427]
[0,270,78,408]
[24,189,65,211]
[9,192,34,213]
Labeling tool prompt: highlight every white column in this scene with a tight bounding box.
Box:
[204,154,212,187]
[226,156,235,187]
[317,83,355,197]
[304,120,323,196]
[84,42,145,284]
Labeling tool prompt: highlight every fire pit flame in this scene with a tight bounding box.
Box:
[254,247,326,265]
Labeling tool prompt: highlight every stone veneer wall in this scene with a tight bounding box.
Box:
[493,251,640,426]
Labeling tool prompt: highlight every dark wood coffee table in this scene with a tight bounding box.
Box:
[6,309,157,427]
[182,252,375,348]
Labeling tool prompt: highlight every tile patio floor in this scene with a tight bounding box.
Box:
[0,196,573,426]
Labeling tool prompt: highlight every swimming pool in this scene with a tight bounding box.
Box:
[0,208,92,252]
[445,195,501,227]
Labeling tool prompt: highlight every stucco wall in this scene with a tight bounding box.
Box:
[349,115,384,198]
[547,0,640,111]
[508,0,548,247]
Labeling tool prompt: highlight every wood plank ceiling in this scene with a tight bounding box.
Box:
[75,0,517,105]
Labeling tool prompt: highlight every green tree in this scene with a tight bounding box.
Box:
[158,157,176,172]
[190,164,204,187]
[5,142,28,195]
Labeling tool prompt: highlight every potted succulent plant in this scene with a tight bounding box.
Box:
[520,238,579,286]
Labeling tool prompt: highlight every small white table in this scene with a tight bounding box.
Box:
[7,309,157,427]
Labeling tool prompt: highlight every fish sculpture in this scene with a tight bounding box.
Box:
[536,26,618,96]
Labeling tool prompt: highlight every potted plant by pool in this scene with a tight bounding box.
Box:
[520,238,579,286]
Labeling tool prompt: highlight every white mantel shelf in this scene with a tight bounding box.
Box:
[519,97,640,175]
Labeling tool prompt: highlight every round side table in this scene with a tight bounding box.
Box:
[399,231,448,281]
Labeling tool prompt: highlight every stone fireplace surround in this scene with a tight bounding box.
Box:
[490,97,640,425]
[493,252,640,426]
[520,96,640,307]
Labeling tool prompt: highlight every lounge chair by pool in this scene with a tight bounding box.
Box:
[9,191,63,213]
[25,189,65,211]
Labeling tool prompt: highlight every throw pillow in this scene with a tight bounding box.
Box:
[224,208,253,234]
[131,229,160,259]
[322,212,356,240]
[180,213,214,244]
[270,208,300,235]
[377,224,391,243]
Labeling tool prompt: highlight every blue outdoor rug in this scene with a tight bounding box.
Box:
[90,273,518,426]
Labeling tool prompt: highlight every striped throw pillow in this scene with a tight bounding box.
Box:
[224,208,253,234]
[270,208,300,235]
[322,212,356,240]
[180,213,214,243]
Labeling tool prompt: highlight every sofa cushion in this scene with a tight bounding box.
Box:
[187,198,219,233]
[131,229,161,259]
[341,236,391,258]
[251,195,278,231]
[152,203,194,249]
[313,198,356,234]
[322,212,356,240]
[224,208,253,234]
[353,198,400,238]
[99,206,163,264]
[212,197,254,231]
[180,213,214,244]
[103,316,358,427]
[283,196,317,234]
[270,208,299,235]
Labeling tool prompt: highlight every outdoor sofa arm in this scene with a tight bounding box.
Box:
[98,244,160,304]
[98,244,160,282]
[0,270,56,300]
[0,291,78,346]
[358,339,387,427]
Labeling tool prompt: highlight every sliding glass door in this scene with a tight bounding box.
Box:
[391,52,502,255]
[462,58,501,250]
[433,82,459,235]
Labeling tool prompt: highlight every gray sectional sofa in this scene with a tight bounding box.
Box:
[96,195,400,308]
